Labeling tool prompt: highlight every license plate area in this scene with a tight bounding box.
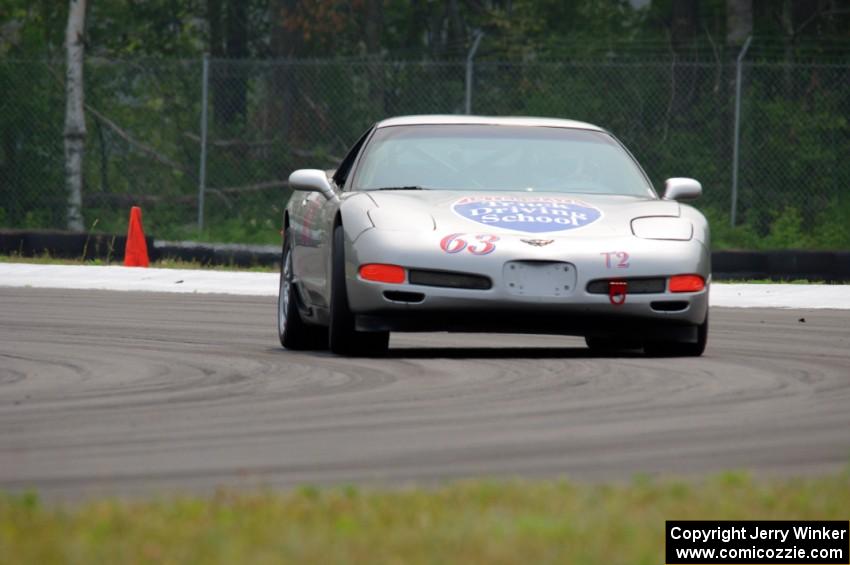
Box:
[503,261,577,297]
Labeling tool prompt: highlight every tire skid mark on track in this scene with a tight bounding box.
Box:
[1,287,849,499]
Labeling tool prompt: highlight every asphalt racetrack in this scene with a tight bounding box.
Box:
[2,287,849,499]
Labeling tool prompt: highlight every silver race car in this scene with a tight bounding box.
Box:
[278,115,710,356]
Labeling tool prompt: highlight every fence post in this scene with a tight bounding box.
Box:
[730,35,752,227]
[465,31,484,115]
[197,53,210,232]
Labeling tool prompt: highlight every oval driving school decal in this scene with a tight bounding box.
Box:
[452,195,602,233]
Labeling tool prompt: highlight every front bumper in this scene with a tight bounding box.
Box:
[345,228,710,335]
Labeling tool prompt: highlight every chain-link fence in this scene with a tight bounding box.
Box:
[1,56,848,248]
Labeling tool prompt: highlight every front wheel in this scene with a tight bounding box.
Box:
[643,315,708,357]
[329,224,389,356]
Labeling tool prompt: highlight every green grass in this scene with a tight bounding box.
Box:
[1,473,848,565]
[0,253,278,273]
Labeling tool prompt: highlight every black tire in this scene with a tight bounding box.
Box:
[329,224,389,356]
[278,229,327,350]
[643,315,708,357]
[584,337,641,352]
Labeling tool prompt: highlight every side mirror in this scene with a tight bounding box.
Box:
[663,178,702,201]
[289,169,336,199]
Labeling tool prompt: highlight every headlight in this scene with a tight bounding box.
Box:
[631,216,693,240]
[368,208,435,231]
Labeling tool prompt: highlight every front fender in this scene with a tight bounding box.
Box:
[339,192,376,242]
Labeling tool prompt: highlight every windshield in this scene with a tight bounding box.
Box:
[353,124,654,196]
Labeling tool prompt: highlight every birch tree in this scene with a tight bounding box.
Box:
[64,0,86,231]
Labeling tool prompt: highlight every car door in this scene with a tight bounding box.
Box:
[291,188,328,305]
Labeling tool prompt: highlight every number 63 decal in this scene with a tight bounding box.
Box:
[440,233,499,255]
[601,251,630,268]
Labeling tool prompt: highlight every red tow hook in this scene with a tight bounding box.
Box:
[609,280,628,306]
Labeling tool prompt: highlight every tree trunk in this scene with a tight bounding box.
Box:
[446,0,465,47]
[726,0,753,47]
[268,0,300,156]
[671,0,698,49]
[405,0,426,49]
[671,0,700,115]
[207,0,248,129]
[365,0,385,117]
[221,0,248,124]
[207,0,223,56]
[64,0,86,231]
[725,0,753,225]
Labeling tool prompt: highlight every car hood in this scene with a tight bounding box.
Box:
[363,190,680,238]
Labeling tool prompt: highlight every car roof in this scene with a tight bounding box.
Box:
[376,114,604,131]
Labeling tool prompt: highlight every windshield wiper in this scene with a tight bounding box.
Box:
[368,186,430,191]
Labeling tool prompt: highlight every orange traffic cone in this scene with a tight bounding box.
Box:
[124,206,150,267]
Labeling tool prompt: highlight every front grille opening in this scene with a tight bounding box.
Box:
[586,277,666,294]
[651,300,689,312]
[408,269,492,290]
[383,291,425,303]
